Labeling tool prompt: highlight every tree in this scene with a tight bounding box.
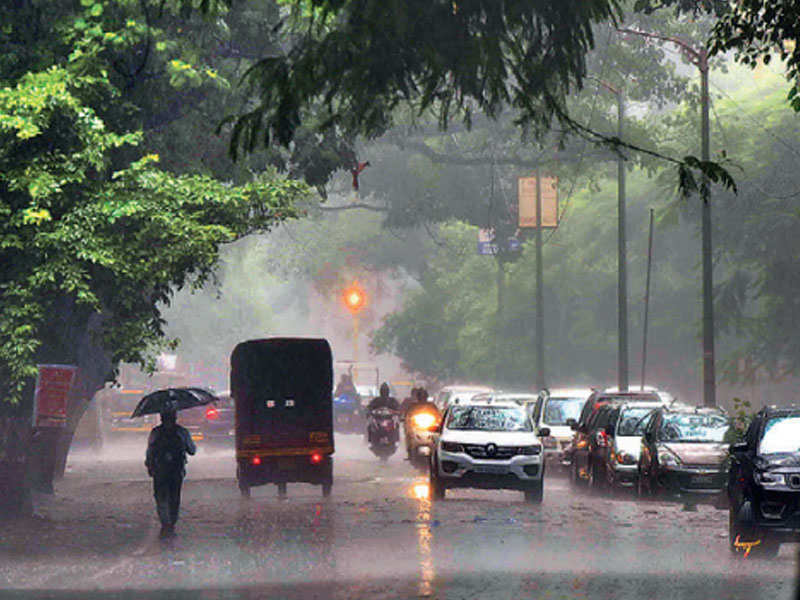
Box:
[0,2,310,515]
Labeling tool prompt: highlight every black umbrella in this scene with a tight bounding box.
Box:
[130,387,219,418]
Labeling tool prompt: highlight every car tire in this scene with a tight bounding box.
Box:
[429,456,446,501]
[589,460,606,492]
[524,481,544,504]
[637,464,650,498]
[729,503,779,558]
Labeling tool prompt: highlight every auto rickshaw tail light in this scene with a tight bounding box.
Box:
[205,407,219,420]
[310,453,323,465]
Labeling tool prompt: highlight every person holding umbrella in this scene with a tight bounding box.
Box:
[132,387,216,537]
[145,406,196,538]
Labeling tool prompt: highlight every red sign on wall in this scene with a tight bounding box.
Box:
[33,365,78,428]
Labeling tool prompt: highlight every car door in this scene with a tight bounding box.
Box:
[575,408,600,474]
[640,409,661,477]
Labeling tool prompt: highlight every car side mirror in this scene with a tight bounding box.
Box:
[567,419,577,431]
[538,427,551,438]
[729,441,748,454]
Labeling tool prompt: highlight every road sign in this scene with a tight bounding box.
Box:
[33,365,77,428]
[518,176,558,228]
[477,229,521,255]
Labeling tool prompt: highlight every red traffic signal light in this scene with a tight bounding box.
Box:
[342,283,366,314]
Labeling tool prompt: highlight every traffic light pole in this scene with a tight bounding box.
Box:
[352,314,359,363]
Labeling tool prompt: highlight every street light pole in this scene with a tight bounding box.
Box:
[617,28,715,406]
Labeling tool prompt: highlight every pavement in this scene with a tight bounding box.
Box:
[1,434,797,600]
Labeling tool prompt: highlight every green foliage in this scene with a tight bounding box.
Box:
[0,4,311,403]
[230,0,622,155]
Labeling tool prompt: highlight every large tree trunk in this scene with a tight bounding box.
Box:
[0,416,33,519]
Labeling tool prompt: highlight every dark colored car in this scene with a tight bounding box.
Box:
[571,403,619,490]
[638,406,731,501]
[199,391,235,447]
[602,402,662,492]
[728,406,800,557]
[567,389,666,487]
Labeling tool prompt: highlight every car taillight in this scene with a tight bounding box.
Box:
[595,431,608,447]
[251,456,261,465]
[205,407,219,420]
[310,453,323,465]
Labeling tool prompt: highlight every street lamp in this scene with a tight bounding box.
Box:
[617,28,715,407]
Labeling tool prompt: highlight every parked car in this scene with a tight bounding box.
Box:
[199,390,235,448]
[432,385,493,413]
[530,388,592,473]
[727,405,800,558]
[638,405,732,501]
[567,388,669,486]
[429,399,549,503]
[602,402,662,492]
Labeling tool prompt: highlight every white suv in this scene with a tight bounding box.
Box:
[430,400,548,503]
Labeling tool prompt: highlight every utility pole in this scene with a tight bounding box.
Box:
[641,209,655,390]
[495,254,504,386]
[535,168,545,390]
[616,90,628,392]
[590,76,628,392]
[617,28,715,406]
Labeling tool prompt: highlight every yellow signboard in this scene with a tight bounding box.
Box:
[518,176,558,228]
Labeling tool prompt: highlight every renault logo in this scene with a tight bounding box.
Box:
[486,443,497,456]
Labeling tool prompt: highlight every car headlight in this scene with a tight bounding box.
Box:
[518,445,542,456]
[755,471,785,487]
[441,441,463,453]
[412,412,437,430]
[658,450,680,468]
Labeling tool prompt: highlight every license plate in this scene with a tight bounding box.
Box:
[691,474,715,486]
[277,458,294,469]
[474,465,508,475]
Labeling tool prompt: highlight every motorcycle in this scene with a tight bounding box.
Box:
[333,393,362,434]
[404,407,440,469]
[366,407,400,461]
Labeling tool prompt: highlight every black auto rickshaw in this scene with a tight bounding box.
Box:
[231,338,334,498]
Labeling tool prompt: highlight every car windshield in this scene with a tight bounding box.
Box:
[657,413,731,442]
[617,407,656,436]
[447,406,532,432]
[759,416,800,454]
[543,397,586,425]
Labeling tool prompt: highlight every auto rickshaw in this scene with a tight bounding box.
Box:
[231,338,334,498]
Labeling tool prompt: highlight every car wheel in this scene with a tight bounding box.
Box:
[589,460,605,492]
[524,481,544,504]
[637,464,650,498]
[429,456,446,500]
[729,503,779,558]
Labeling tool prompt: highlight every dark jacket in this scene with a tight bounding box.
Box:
[368,396,400,412]
[146,424,196,478]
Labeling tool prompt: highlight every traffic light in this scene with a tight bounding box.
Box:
[342,283,366,314]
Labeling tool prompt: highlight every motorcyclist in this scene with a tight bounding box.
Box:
[334,373,358,399]
[405,387,439,423]
[366,383,400,445]
[367,382,399,412]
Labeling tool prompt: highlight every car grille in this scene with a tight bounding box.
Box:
[464,445,519,460]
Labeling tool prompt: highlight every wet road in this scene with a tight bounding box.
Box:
[2,435,797,599]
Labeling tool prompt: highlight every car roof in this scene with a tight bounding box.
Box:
[543,388,594,398]
[661,405,728,416]
[618,401,664,411]
[440,385,493,393]
[450,400,529,410]
[491,392,538,401]
[761,405,800,416]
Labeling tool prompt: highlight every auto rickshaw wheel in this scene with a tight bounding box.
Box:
[322,482,332,497]
[277,482,287,498]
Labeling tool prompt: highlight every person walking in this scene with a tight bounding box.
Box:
[145,408,196,538]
